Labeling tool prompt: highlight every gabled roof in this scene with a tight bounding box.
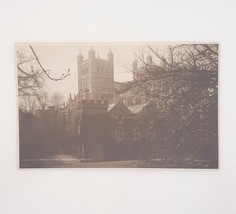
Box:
[128,103,148,114]
[108,100,134,118]
[114,81,131,92]
[108,103,116,112]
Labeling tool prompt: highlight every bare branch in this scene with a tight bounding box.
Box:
[29,45,71,81]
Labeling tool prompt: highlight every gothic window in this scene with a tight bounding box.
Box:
[133,127,140,140]
[116,127,124,140]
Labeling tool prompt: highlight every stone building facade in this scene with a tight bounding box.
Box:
[54,99,159,161]
[77,47,114,103]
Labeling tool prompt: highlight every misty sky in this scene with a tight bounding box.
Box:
[16,43,167,99]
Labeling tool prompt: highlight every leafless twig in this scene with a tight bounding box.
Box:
[29,45,71,81]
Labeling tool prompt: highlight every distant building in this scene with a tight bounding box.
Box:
[77,47,114,103]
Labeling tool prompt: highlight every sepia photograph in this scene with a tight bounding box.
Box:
[17,43,218,168]
[2,0,235,213]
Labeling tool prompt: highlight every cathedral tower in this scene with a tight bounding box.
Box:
[77,47,114,103]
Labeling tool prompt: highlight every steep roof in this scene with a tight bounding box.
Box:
[108,103,116,112]
[114,81,131,92]
[128,103,147,114]
[108,100,134,118]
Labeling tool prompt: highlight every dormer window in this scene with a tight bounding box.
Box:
[117,115,123,124]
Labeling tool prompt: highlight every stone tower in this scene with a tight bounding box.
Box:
[77,47,114,103]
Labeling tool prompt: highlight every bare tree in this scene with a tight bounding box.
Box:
[19,94,38,114]
[35,90,49,110]
[17,51,45,112]
[50,92,64,109]
[17,45,71,112]
[127,44,218,160]
[17,51,44,98]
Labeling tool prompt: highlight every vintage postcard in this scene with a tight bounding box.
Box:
[17,43,218,168]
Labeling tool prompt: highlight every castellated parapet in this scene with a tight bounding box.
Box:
[78,99,108,108]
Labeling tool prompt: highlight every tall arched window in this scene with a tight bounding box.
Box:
[117,115,123,124]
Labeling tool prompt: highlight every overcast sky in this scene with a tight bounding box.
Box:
[16,43,167,99]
